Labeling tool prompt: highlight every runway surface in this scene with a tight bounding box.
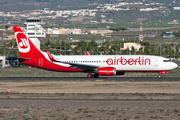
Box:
[0,98,179,101]
[0,77,179,81]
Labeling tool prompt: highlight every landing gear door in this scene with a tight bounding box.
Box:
[154,59,158,66]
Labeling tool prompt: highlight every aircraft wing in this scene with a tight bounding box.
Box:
[61,61,98,70]
[46,49,99,71]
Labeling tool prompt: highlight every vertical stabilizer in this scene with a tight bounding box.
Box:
[13,26,43,58]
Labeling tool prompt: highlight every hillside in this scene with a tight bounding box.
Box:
[0,0,117,12]
[0,0,179,23]
[0,0,174,12]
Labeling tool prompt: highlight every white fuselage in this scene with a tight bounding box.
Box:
[43,53,178,72]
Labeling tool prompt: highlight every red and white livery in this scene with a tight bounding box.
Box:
[14,26,178,78]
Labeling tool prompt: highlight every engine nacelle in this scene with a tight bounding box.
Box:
[98,67,116,76]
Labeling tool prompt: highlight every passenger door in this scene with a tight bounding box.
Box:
[154,59,158,66]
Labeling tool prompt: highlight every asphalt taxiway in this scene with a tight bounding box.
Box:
[0,98,179,101]
[0,77,179,81]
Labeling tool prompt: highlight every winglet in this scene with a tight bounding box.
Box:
[46,49,56,62]
[86,51,90,55]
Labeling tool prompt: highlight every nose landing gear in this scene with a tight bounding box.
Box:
[158,74,162,78]
[158,71,167,78]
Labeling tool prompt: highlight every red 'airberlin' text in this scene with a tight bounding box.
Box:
[106,57,151,65]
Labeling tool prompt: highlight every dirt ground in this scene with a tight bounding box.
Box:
[0,81,180,94]
[0,81,179,119]
[0,100,180,120]
[0,66,179,120]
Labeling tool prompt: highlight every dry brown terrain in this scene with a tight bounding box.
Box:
[0,100,180,120]
[0,81,180,94]
[0,68,180,119]
[0,80,179,119]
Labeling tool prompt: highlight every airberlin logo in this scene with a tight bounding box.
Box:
[106,57,151,65]
[19,38,28,48]
[15,32,30,53]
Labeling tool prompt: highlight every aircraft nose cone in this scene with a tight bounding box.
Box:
[172,62,178,69]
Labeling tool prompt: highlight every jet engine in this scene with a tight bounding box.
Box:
[98,67,116,76]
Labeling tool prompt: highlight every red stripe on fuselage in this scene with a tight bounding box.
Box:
[116,70,169,72]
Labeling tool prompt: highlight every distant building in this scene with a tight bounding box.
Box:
[47,28,53,34]
[140,8,159,11]
[90,30,113,35]
[59,28,65,34]
[70,45,77,49]
[64,29,72,34]
[52,30,60,34]
[72,29,81,34]
[7,35,15,39]
[163,32,175,38]
[0,12,5,16]
[0,56,10,68]
[171,7,180,10]
[7,26,13,31]
[168,20,179,24]
[95,40,104,45]
[121,42,144,51]
[47,28,81,35]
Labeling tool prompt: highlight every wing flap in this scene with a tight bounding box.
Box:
[62,62,98,70]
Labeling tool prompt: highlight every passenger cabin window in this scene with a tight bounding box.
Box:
[163,60,171,62]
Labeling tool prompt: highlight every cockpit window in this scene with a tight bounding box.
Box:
[163,60,171,62]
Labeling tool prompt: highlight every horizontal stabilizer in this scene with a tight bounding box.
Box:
[7,56,30,60]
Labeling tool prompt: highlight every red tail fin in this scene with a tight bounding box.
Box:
[14,26,43,58]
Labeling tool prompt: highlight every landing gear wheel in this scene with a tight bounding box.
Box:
[94,73,99,78]
[87,73,93,78]
[158,75,162,79]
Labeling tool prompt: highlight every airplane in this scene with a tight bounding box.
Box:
[13,26,178,78]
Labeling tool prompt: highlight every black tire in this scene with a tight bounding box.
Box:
[94,73,99,78]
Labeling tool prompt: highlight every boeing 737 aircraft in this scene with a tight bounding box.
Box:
[14,26,178,78]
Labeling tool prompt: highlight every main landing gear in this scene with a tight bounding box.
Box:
[94,73,99,78]
[87,73,99,78]
[87,73,93,78]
